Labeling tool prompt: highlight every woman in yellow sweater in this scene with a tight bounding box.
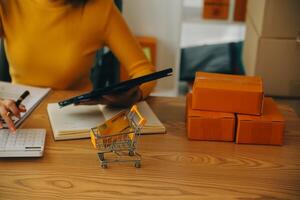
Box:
[0,0,156,132]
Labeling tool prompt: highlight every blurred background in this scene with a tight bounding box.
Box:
[122,0,300,114]
[0,0,299,113]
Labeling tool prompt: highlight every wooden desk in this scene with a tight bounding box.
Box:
[1,91,300,199]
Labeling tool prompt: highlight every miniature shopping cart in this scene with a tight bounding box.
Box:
[90,105,146,168]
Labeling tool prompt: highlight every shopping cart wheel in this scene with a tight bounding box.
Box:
[101,163,108,169]
[98,153,105,161]
[129,150,135,156]
[135,161,141,168]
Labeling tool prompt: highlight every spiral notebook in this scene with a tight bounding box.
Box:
[0,81,51,128]
[47,101,166,140]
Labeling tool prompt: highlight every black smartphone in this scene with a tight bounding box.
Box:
[58,68,173,108]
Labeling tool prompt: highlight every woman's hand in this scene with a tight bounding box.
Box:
[0,98,26,132]
[76,86,143,107]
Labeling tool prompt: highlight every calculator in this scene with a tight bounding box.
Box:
[0,129,46,157]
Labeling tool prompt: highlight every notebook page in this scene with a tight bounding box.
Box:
[47,104,105,135]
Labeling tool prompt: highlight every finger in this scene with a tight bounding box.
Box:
[105,88,141,101]
[5,100,21,118]
[102,91,131,102]
[102,92,140,107]
[101,95,129,107]
[94,98,112,105]
[0,107,16,133]
[75,98,111,106]
[119,86,138,96]
[18,104,27,112]
[75,100,99,106]
[104,86,138,99]
[0,121,3,129]
[102,95,118,102]
[2,115,16,132]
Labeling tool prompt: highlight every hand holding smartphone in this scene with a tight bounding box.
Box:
[58,68,173,108]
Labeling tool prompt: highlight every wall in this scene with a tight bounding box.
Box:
[123,0,182,97]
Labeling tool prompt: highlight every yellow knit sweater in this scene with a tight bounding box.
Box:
[0,0,155,97]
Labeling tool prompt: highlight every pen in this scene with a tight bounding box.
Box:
[15,90,30,107]
[6,90,30,117]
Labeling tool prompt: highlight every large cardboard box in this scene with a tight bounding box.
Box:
[192,72,263,115]
[186,93,235,141]
[236,98,285,145]
[243,18,300,96]
[247,0,300,38]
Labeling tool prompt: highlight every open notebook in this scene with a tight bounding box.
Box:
[0,81,51,128]
[47,101,166,140]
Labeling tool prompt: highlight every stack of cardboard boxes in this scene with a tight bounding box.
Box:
[243,0,300,97]
[186,72,285,145]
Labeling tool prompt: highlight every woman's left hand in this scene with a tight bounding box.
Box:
[76,86,143,107]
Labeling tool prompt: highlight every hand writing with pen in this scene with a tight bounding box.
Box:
[0,90,29,133]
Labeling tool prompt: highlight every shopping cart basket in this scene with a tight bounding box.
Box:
[90,105,146,168]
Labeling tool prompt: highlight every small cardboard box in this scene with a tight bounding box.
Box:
[236,98,285,145]
[192,72,264,115]
[186,93,235,141]
[203,0,229,20]
[233,0,247,22]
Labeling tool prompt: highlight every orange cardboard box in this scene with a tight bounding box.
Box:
[236,98,285,145]
[186,93,235,141]
[203,0,229,20]
[233,0,247,22]
[192,72,264,115]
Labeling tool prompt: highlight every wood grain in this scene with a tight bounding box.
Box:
[0,91,300,199]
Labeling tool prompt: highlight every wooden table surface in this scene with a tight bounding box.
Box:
[0,91,300,200]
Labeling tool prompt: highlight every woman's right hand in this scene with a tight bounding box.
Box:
[0,98,26,132]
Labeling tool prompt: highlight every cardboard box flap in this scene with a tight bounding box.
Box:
[238,98,284,122]
[187,93,234,119]
[194,72,263,92]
